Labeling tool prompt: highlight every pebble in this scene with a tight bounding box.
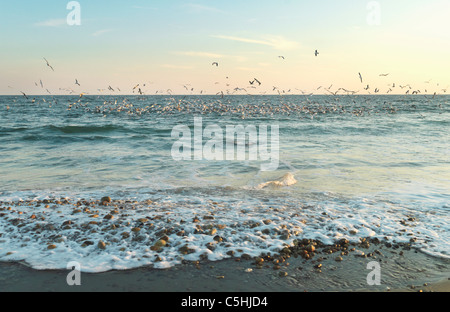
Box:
[279,271,288,277]
[98,241,106,250]
[154,239,167,248]
[101,197,112,205]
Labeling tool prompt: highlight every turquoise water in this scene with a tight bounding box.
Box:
[0,94,449,271]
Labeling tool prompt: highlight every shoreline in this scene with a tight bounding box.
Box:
[1,242,448,292]
[1,198,449,292]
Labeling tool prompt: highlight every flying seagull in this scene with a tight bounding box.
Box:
[359,73,363,83]
[315,50,319,57]
[278,56,285,59]
[75,79,80,86]
[379,73,389,77]
[250,78,262,86]
[20,91,28,99]
[212,62,219,67]
[43,57,54,71]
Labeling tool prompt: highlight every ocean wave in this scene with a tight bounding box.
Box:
[256,173,298,189]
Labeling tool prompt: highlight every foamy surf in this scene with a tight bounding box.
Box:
[256,173,298,189]
[0,188,448,273]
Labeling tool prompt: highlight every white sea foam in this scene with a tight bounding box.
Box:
[256,172,298,189]
[0,186,449,273]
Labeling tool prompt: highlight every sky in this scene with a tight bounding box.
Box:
[1,0,450,95]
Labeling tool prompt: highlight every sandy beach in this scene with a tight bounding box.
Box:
[1,239,448,293]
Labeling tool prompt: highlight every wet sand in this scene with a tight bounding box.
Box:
[1,244,448,292]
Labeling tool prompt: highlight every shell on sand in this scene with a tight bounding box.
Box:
[256,173,298,189]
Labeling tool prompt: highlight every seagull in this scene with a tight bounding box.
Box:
[43,57,54,71]
[108,86,115,92]
[359,73,363,83]
[315,50,319,57]
[379,73,389,77]
[20,91,28,99]
[253,78,261,86]
[75,79,80,86]
[212,62,219,67]
[278,56,285,59]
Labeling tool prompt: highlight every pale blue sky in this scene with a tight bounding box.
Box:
[1,0,449,95]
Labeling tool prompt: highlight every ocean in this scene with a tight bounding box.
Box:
[0,94,448,272]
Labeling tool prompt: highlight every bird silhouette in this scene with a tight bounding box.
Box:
[43,57,54,71]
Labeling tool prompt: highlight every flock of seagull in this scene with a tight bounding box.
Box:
[5,53,448,119]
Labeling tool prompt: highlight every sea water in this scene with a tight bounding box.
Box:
[0,94,448,272]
